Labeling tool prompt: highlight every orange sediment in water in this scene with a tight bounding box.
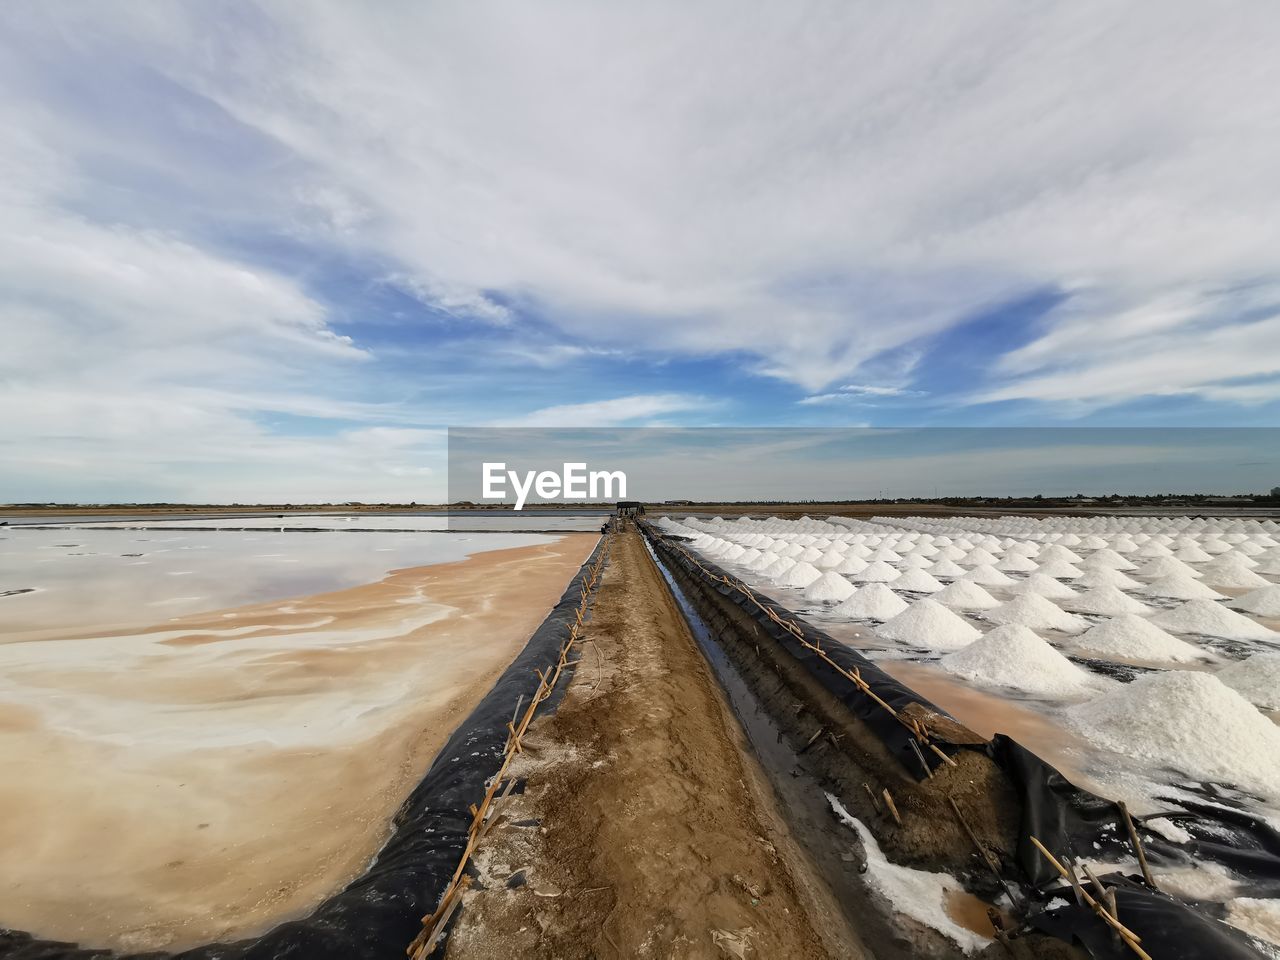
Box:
[0,535,596,952]
[944,889,1011,938]
[883,660,1091,783]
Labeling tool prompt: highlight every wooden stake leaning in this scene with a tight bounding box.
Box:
[1118,801,1157,890]
[1029,836,1150,960]
[882,788,903,826]
[947,796,1017,908]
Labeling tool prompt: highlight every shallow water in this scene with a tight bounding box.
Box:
[0,525,554,642]
[0,528,597,951]
[5,510,607,531]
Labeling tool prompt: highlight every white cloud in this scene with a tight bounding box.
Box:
[0,122,425,502]
[88,0,1278,396]
[977,287,1280,406]
[798,383,925,405]
[492,394,707,427]
[3,0,1280,505]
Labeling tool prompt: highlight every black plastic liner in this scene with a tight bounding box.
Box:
[2,538,606,960]
[1035,881,1270,959]
[987,736,1131,887]
[650,533,959,778]
[647,528,1276,960]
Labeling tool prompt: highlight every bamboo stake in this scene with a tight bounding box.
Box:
[1118,801,1157,890]
[1080,862,1105,901]
[863,783,882,814]
[1081,863,1118,926]
[908,739,934,780]
[929,743,959,768]
[882,788,902,826]
[947,795,1016,908]
[1064,858,1085,906]
[1029,836,1149,959]
[800,727,825,754]
[988,908,1016,956]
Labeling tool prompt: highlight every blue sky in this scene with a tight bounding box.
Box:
[2,2,1280,502]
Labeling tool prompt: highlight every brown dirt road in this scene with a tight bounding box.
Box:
[446,530,869,960]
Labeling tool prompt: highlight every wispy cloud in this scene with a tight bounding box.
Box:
[798,384,926,405]
[975,287,1280,406]
[492,394,709,428]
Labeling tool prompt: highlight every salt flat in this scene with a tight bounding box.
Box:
[0,526,596,952]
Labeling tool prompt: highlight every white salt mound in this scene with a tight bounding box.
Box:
[1074,567,1141,590]
[1141,574,1227,601]
[760,557,796,579]
[1008,574,1078,600]
[778,560,822,588]
[1150,600,1277,641]
[1067,671,1280,799]
[1199,556,1271,589]
[1036,560,1084,578]
[835,555,870,575]
[962,564,1015,586]
[927,557,967,578]
[748,550,781,572]
[1232,585,1280,617]
[1216,653,1280,711]
[1066,586,1152,617]
[996,554,1038,572]
[852,560,901,583]
[1082,548,1136,571]
[834,582,909,621]
[1040,545,1083,564]
[1072,615,1203,664]
[942,625,1094,697]
[1138,556,1201,579]
[814,548,847,569]
[985,594,1087,634]
[804,571,856,603]
[933,579,1000,611]
[961,547,999,566]
[891,568,944,593]
[1174,544,1213,562]
[878,598,981,650]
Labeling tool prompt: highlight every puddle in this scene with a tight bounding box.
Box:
[944,889,1008,939]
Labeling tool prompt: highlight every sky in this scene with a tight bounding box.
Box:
[449,429,1280,503]
[2,2,1280,503]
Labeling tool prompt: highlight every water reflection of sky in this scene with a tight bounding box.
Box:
[3,512,607,530]
[0,526,559,642]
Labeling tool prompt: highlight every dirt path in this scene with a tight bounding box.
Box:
[446,530,868,960]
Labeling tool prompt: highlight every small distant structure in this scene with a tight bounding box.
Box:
[665,499,694,506]
[615,500,645,518]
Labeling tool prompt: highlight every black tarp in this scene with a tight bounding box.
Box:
[651,533,959,777]
[1,539,606,960]
[1034,881,1272,960]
